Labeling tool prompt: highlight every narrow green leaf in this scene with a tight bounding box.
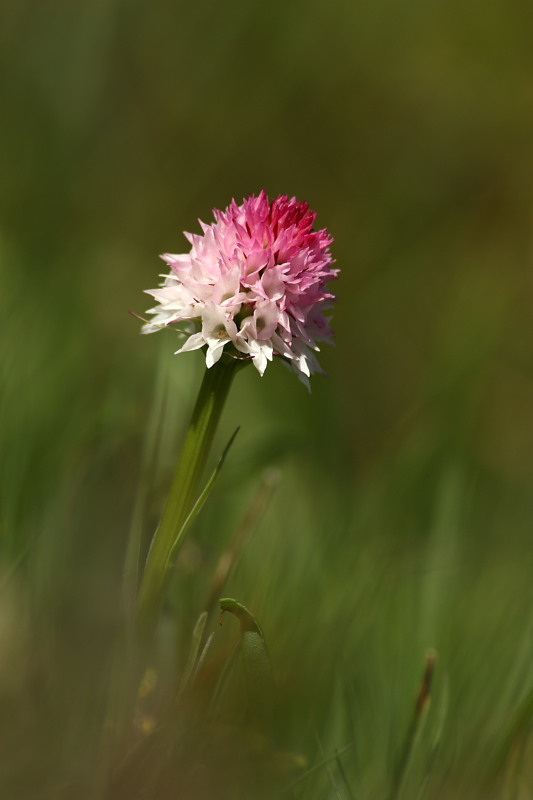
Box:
[315,734,343,800]
[136,359,242,640]
[281,744,354,794]
[490,686,533,788]
[219,597,274,722]
[195,631,215,677]
[335,748,356,800]
[179,611,208,696]
[164,426,240,573]
[205,468,279,618]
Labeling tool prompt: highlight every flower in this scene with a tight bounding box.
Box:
[142,191,338,385]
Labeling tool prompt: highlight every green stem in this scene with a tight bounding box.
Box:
[136,356,242,640]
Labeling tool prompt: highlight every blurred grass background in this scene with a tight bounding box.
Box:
[1,0,533,797]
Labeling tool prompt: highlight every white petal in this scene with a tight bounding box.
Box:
[175,332,206,354]
[233,335,251,355]
[252,350,268,376]
[247,339,273,376]
[202,305,237,340]
[141,322,163,335]
[205,342,226,367]
[297,354,311,377]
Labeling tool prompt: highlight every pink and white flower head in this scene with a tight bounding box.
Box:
[142,191,338,386]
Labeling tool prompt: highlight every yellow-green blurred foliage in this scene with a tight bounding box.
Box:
[1,1,532,798]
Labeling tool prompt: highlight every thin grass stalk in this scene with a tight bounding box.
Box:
[388,650,437,800]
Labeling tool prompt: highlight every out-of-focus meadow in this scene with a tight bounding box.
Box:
[1,1,533,798]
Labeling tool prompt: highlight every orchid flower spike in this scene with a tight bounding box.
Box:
[142,191,338,387]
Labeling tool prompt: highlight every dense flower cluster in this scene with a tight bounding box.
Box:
[142,191,338,385]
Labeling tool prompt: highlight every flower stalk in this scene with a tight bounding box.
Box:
[136,355,243,639]
[136,190,337,639]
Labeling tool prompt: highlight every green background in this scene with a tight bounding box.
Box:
[1,1,532,797]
